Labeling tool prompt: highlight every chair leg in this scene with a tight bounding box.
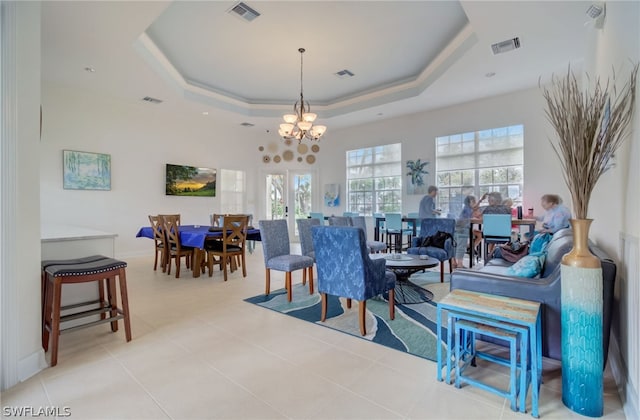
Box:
[42,274,53,351]
[449,259,454,274]
[320,293,328,322]
[346,298,352,309]
[302,267,307,285]
[265,268,271,295]
[307,266,314,295]
[50,279,62,367]
[440,261,445,283]
[388,289,395,319]
[107,276,119,332]
[117,268,132,342]
[285,271,292,302]
[222,256,228,282]
[359,300,367,336]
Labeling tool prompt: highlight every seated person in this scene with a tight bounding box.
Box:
[481,192,512,215]
[454,194,484,268]
[537,194,571,234]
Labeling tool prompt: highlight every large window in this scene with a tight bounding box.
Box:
[346,143,402,215]
[436,125,524,215]
[219,169,246,213]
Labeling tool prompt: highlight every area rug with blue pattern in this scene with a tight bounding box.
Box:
[244,271,451,362]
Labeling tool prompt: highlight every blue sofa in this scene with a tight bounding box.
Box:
[450,228,616,364]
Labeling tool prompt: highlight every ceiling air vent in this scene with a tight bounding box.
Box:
[491,37,521,55]
[228,2,260,22]
[142,96,163,104]
[240,122,254,127]
[335,69,355,79]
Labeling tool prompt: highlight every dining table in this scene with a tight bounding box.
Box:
[136,224,261,278]
[468,218,536,267]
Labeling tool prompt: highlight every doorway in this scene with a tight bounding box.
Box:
[264,170,315,240]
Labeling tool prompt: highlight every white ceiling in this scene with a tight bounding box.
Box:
[41,1,596,132]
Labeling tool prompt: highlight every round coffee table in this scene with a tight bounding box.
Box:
[372,254,439,304]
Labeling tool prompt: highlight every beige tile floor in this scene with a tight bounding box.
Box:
[2,246,625,419]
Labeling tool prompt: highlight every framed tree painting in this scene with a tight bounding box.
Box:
[63,150,111,190]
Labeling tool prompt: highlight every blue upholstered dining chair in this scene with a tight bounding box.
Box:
[258,219,314,302]
[296,218,320,260]
[328,216,352,226]
[311,226,396,336]
[349,216,387,253]
[407,218,456,283]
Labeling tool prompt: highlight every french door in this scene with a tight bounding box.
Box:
[264,170,315,240]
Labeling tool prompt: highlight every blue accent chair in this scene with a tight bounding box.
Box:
[259,219,314,302]
[407,218,456,283]
[349,216,387,253]
[296,218,320,260]
[312,226,396,335]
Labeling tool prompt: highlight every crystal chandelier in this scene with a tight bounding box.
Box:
[279,48,327,143]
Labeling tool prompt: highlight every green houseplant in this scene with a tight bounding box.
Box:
[541,63,637,417]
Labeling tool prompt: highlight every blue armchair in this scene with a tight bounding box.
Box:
[407,218,456,283]
[311,226,396,335]
[259,219,314,302]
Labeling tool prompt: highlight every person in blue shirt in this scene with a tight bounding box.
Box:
[537,194,571,234]
[418,185,441,219]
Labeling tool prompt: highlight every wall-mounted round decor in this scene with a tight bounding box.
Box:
[258,146,264,151]
[297,157,303,162]
[297,143,309,154]
[306,155,316,164]
[273,155,281,163]
[263,155,271,163]
[267,142,279,153]
[284,139,293,146]
[311,144,320,153]
[282,150,294,161]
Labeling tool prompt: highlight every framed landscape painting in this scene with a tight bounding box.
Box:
[165,163,216,197]
[63,150,111,190]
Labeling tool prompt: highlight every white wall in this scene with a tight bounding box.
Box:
[321,86,568,218]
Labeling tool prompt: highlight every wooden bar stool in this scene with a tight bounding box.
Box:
[42,256,132,366]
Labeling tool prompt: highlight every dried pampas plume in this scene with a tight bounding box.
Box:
[541,63,638,219]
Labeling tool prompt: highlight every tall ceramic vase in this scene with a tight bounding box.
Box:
[560,219,603,417]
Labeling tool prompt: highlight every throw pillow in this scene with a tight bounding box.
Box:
[507,254,542,278]
[530,232,552,254]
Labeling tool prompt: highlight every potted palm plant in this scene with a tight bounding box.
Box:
[541,63,637,417]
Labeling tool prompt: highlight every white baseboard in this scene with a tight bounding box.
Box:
[609,335,639,419]
[18,349,47,382]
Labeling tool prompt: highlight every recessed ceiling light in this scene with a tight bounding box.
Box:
[377,112,384,116]
[485,72,496,78]
[84,66,95,73]
[202,111,209,116]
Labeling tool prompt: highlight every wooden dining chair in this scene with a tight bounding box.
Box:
[148,215,166,272]
[204,215,248,281]
[163,215,195,278]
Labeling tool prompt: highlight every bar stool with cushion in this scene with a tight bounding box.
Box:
[42,256,132,366]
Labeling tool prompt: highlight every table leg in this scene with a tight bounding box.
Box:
[436,306,443,382]
[192,249,203,278]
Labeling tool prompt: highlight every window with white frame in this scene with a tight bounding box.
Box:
[346,143,402,215]
[219,169,246,214]
[436,125,524,216]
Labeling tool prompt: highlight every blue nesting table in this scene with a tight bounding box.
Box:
[436,289,542,418]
